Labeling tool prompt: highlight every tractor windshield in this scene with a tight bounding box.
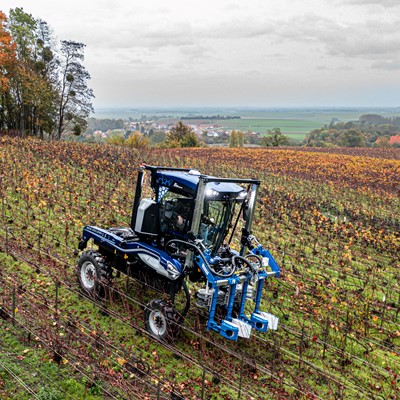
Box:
[200,198,243,254]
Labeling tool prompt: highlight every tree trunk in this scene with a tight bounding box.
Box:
[57,114,63,140]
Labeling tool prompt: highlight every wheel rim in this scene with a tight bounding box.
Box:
[81,261,96,289]
[149,310,167,336]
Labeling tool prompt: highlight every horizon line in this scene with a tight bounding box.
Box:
[93,105,400,110]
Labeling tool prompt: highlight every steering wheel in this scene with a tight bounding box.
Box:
[232,255,257,277]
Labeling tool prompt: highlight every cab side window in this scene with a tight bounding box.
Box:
[160,191,192,233]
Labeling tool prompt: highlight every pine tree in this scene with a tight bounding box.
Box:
[56,40,94,139]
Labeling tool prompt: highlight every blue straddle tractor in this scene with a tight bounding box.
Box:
[77,164,280,341]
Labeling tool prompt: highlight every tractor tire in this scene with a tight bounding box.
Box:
[144,299,179,341]
[76,250,111,299]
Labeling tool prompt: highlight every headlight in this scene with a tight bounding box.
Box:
[166,262,181,280]
[206,188,219,197]
[237,190,247,199]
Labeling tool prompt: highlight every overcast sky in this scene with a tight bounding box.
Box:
[2,0,399,109]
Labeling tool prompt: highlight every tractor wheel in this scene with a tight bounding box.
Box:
[76,250,110,299]
[144,299,179,340]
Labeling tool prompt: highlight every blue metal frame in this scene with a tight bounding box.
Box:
[80,226,183,272]
[192,245,280,341]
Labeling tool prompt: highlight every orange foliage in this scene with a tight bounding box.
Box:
[0,11,16,91]
[156,147,400,197]
[389,135,400,145]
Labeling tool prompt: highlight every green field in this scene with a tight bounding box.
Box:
[215,118,325,136]
[93,107,400,141]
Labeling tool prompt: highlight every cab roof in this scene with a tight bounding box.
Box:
[142,164,259,198]
[154,169,245,197]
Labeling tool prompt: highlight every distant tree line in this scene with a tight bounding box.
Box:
[202,127,291,147]
[304,114,400,148]
[181,115,241,120]
[86,118,124,134]
[0,8,93,139]
[359,114,400,127]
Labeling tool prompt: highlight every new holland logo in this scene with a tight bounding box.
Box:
[173,182,183,189]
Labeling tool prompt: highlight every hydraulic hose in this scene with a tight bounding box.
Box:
[165,239,237,278]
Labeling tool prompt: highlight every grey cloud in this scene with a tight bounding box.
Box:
[342,0,400,7]
[371,59,400,70]
[157,7,171,14]
[81,22,195,51]
[116,53,148,65]
[337,65,355,71]
[222,2,243,12]
[195,17,278,39]
[165,44,210,71]
[315,65,355,71]
[83,10,400,71]
[179,44,209,61]
[98,0,121,8]
[87,16,275,51]
[267,14,400,60]
[144,24,194,47]
[327,38,400,57]
[321,26,400,58]
[275,14,339,41]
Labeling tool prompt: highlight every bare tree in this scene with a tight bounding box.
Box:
[56,40,94,140]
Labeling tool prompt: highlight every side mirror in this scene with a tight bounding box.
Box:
[241,228,253,249]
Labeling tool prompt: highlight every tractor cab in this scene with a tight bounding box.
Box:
[132,165,250,255]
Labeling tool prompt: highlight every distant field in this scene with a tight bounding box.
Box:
[94,107,400,122]
[214,118,325,136]
[93,107,400,140]
[283,132,308,140]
